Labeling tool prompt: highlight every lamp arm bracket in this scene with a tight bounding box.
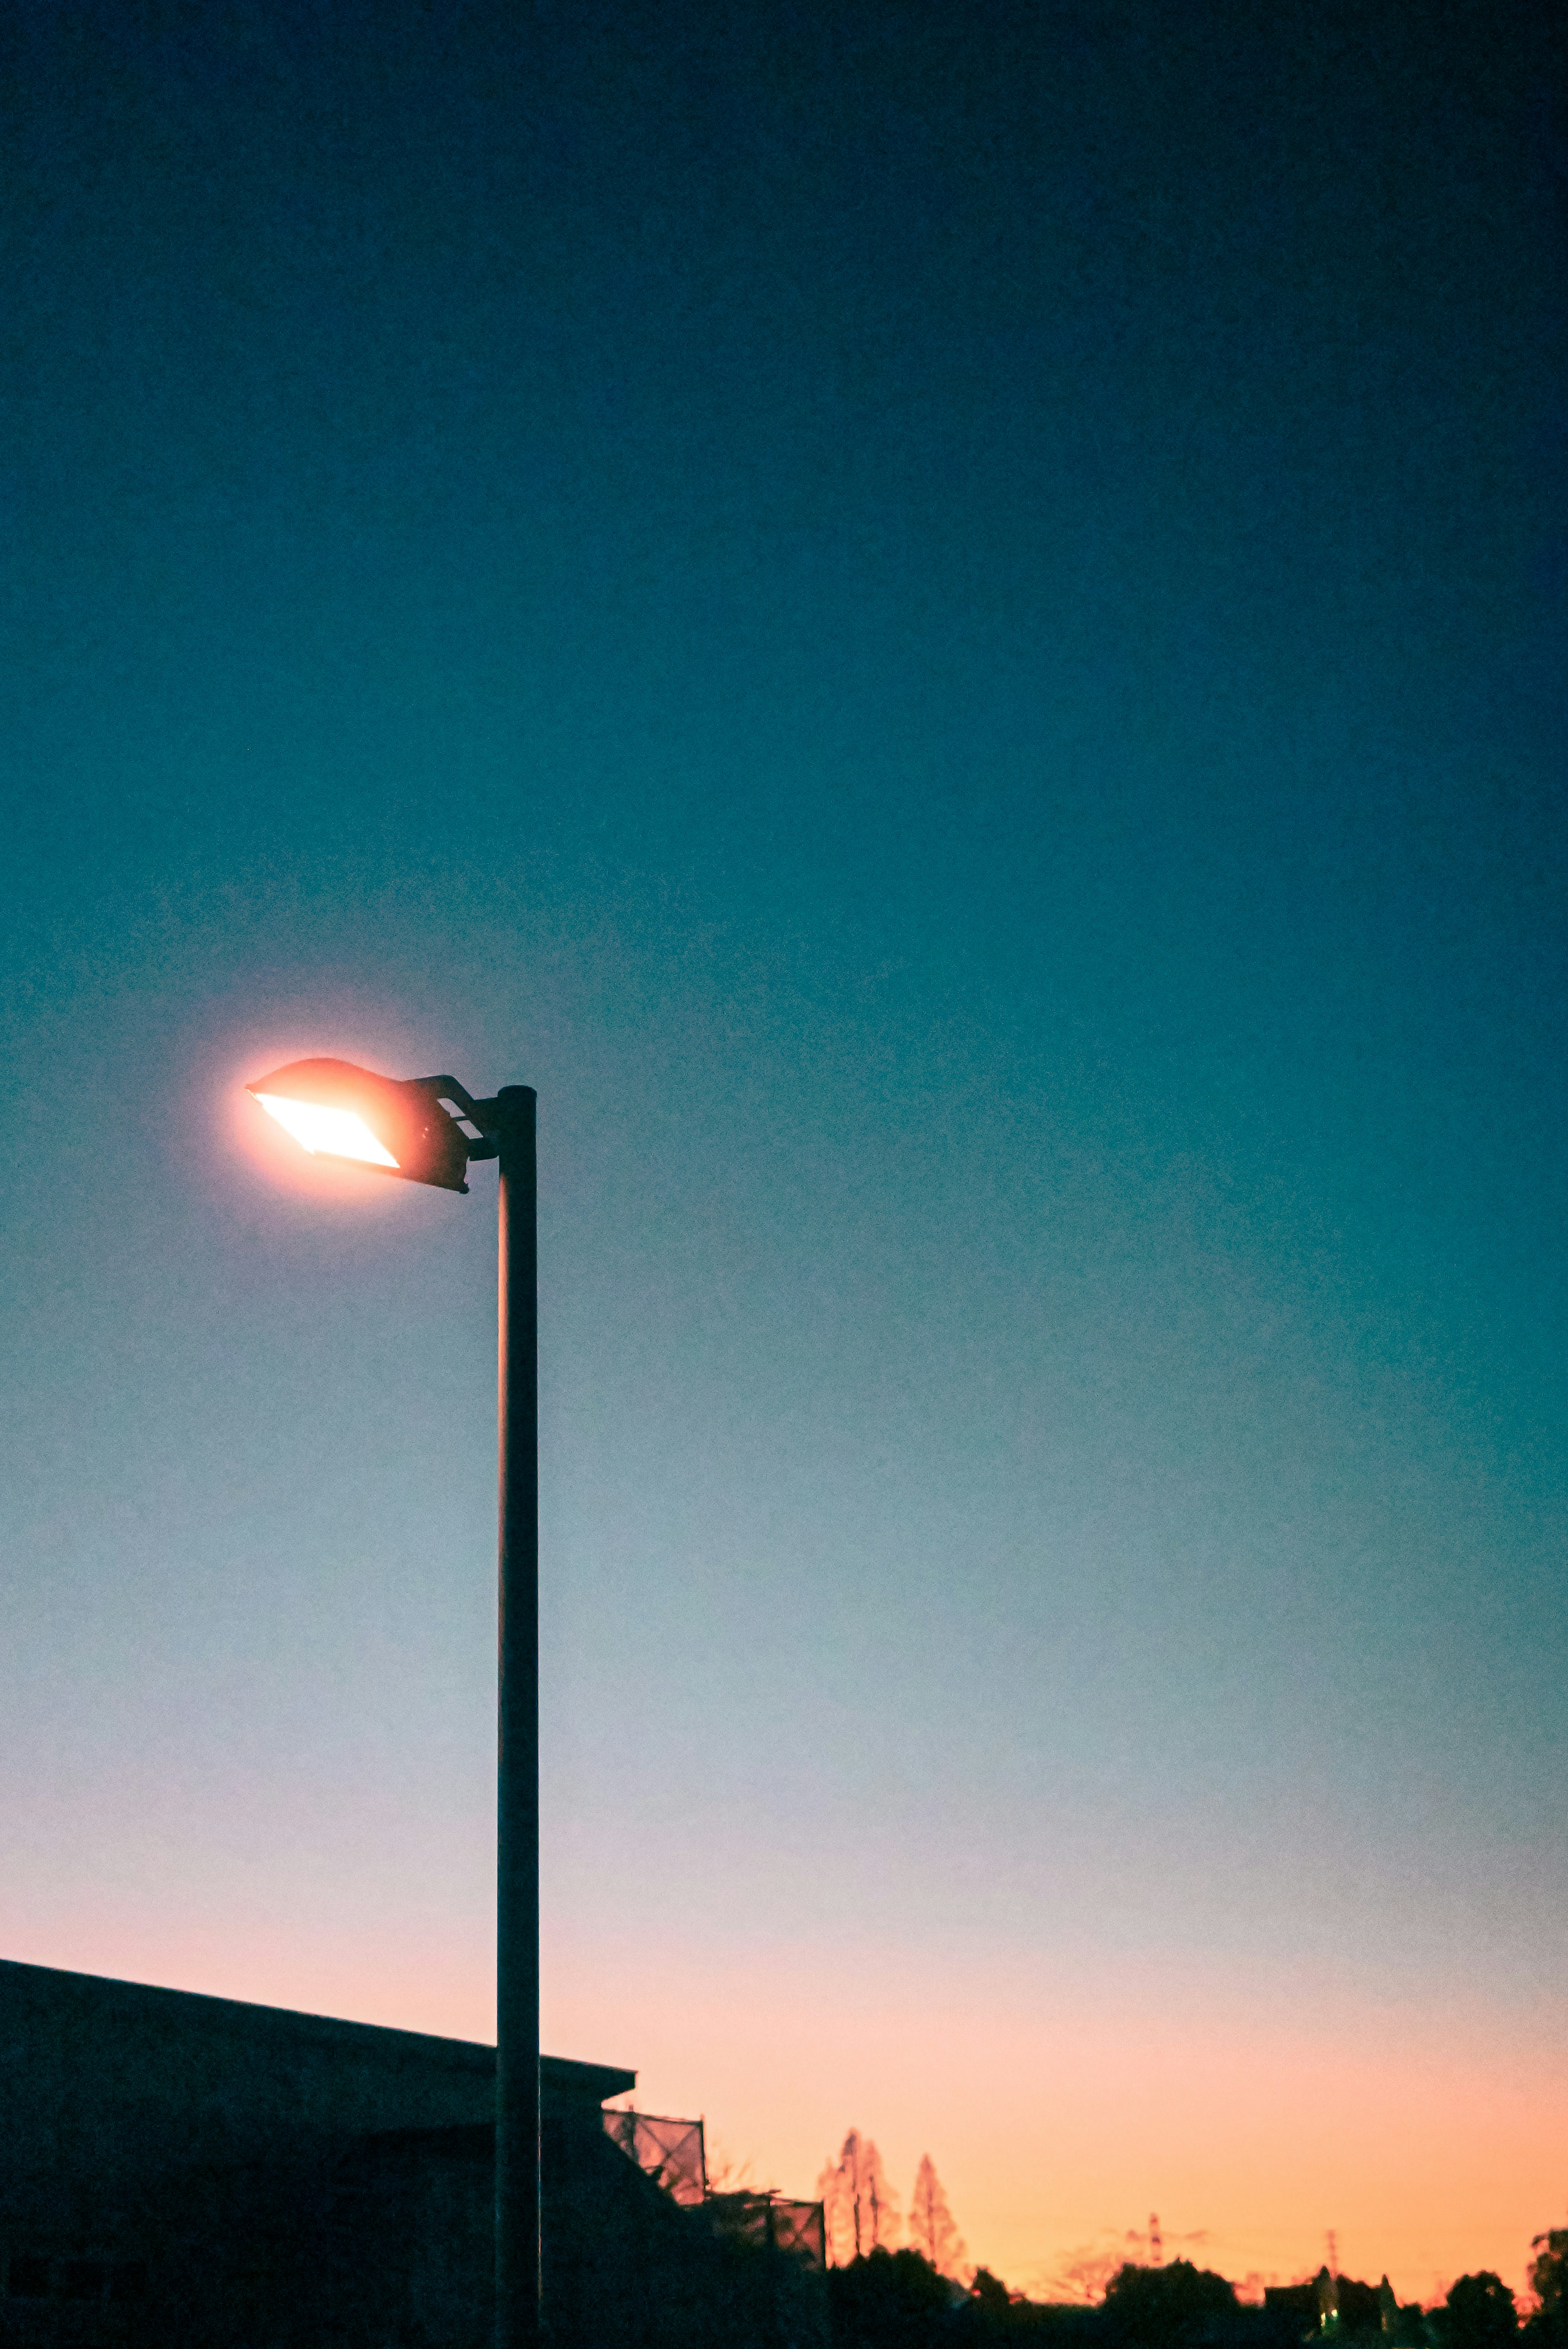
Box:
[414,1076,503,1161]
[416,1075,481,1115]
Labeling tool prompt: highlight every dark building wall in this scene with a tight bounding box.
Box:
[0,1960,504,2346]
[0,1959,501,2191]
[0,1961,625,2348]
[0,1962,827,2349]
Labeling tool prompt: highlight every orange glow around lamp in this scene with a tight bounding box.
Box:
[248,1057,482,1190]
[246,1057,539,2349]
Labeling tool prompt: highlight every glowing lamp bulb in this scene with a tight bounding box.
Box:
[252,1093,399,1168]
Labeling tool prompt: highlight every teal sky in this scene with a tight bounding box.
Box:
[2,0,1564,2289]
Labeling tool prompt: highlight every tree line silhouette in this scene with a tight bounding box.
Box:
[818,2133,970,2280]
[811,2141,1568,2349]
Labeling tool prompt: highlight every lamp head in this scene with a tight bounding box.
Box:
[246,1058,487,1192]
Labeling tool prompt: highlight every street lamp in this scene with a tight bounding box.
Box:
[246,1055,540,2349]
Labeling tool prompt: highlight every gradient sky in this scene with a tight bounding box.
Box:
[2,0,1565,2305]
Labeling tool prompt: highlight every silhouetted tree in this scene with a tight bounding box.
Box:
[818,2132,901,2265]
[1528,2230,1568,2346]
[910,2155,969,2281]
[1102,2259,1238,2348]
[1048,2243,1136,2304]
[828,2245,952,2347]
[1379,2274,1429,2347]
[1434,2275,1518,2349]
[947,2268,1018,2343]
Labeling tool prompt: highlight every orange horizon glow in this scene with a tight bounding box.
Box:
[251,1092,399,1168]
[20,1909,1560,2313]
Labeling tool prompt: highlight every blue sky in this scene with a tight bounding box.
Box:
[2,0,1564,2293]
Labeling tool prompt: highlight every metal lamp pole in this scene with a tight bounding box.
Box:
[243,1058,543,2345]
[494,1085,540,2349]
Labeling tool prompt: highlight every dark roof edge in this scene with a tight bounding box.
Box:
[0,1958,495,2066]
[0,1960,634,2093]
[543,2054,638,2104]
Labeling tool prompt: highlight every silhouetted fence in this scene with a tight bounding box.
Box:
[601,2108,708,2207]
[601,2109,827,2273]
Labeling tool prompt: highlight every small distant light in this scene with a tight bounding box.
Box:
[253,1094,399,1167]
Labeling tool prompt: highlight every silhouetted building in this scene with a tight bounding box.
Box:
[1261,2272,1388,2345]
[0,1959,826,2348]
[1265,2284,1323,2336]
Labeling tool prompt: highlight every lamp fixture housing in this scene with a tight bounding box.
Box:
[246,1058,499,1192]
